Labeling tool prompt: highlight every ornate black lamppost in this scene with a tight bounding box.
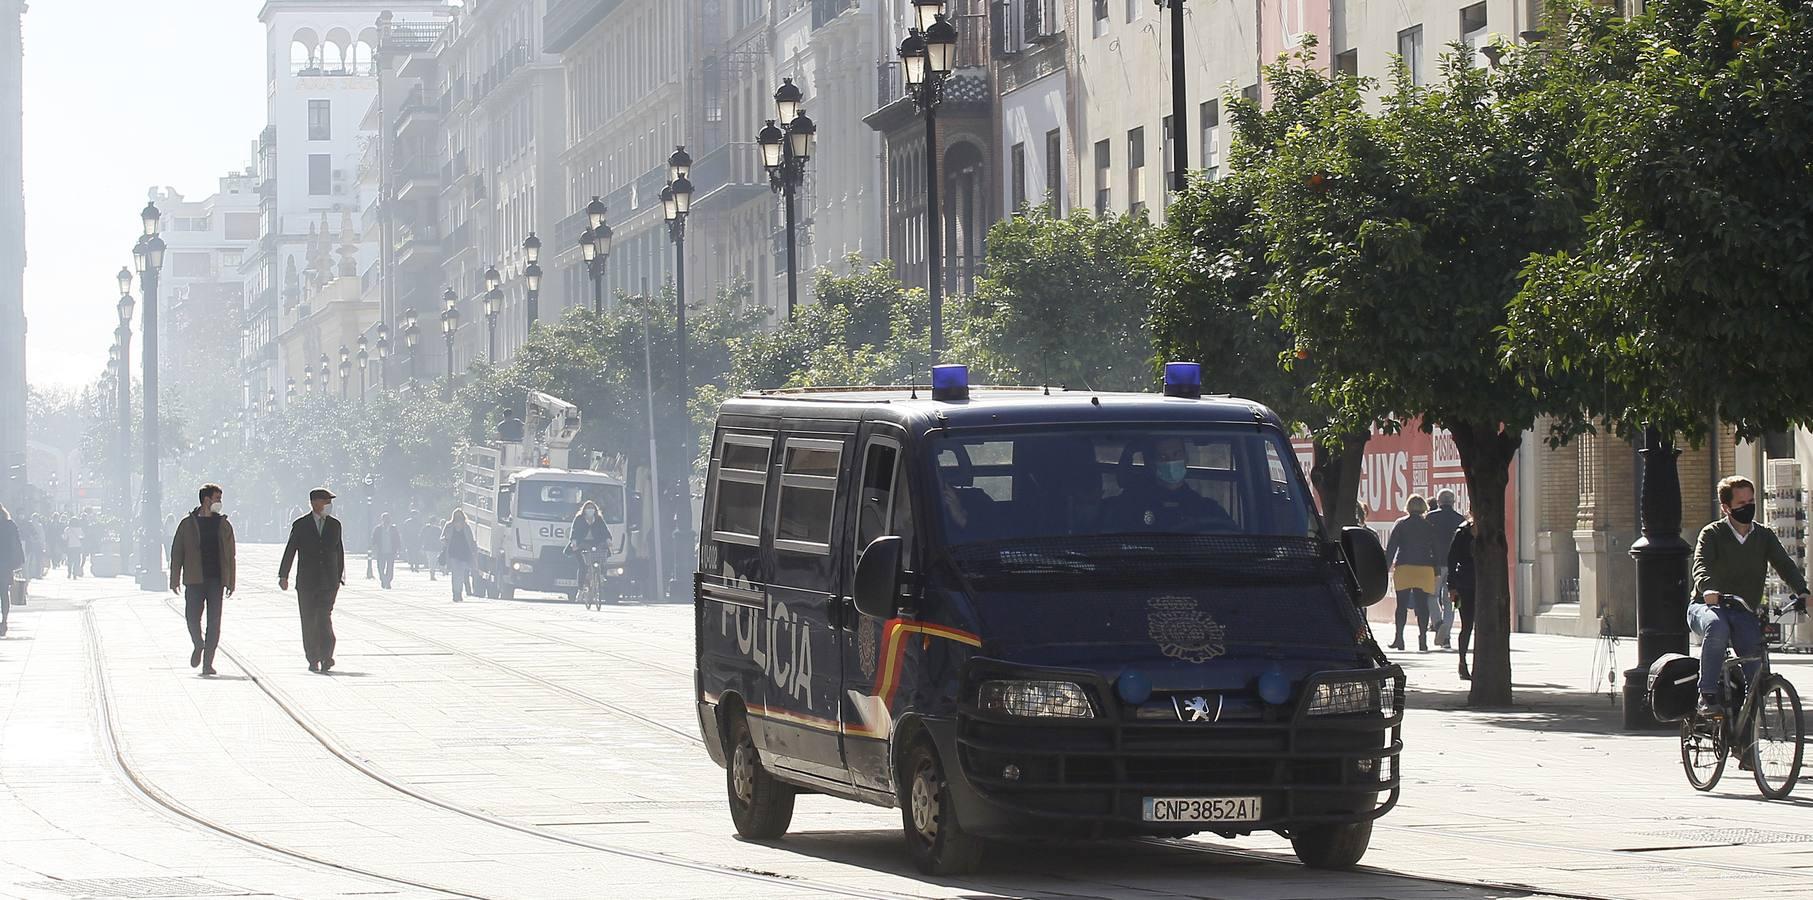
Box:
[521,236,542,325]
[402,308,420,381]
[759,78,817,319]
[132,201,167,590]
[338,345,351,400]
[897,5,958,356]
[375,322,391,390]
[441,287,460,393]
[356,336,369,403]
[114,270,134,575]
[580,197,611,314]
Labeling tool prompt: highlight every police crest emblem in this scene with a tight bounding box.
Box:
[858,617,881,678]
[1147,596,1227,663]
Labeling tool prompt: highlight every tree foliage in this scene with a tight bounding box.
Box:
[1508,0,1813,441]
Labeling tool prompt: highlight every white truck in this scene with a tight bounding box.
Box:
[460,392,636,602]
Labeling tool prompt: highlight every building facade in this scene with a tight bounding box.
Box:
[146,176,262,430]
[244,0,448,413]
[1,0,24,505]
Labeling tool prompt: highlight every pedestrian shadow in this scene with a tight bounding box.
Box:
[317,670,372,677]
[198,674,252,682]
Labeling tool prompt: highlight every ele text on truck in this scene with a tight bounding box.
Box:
[693,364,1401,875]
[461,392,639,602]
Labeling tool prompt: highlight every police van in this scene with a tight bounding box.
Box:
[694,364,1403,875]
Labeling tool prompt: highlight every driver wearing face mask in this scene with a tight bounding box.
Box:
[1111,437,1236,533]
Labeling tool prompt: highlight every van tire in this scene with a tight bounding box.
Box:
[1290,819,1372,869]
[725,713,794,839]
[900,739,985,875]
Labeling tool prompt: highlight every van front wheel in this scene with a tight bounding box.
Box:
[725,714,794,839]
[900,739,985,875]
[1290,819,1372,869]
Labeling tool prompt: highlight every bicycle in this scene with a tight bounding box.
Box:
[573,545,609,610]
[1678,594,1808,799]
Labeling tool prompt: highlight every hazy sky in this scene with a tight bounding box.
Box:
[21,1,265,389]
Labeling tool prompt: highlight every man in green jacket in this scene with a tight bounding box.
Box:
[1689,476,1810,717]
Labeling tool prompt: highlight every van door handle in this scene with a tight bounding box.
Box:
[829,595,848,630]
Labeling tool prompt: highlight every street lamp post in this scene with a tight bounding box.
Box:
[759,78,818,319]
[441,287,460,395]
[898,7,958,357]
[581,196,611,314]
[376,322,391,390]
[356,336,369,403]
[115,269,134,577]
[1158,0,1189,192]
[482,288,499,362]
[521,236,542,326]
[133,201,167,591]
[338,345,351,401]
[663,146,693,407]
[403,308,419,381]
[318,354,331,400]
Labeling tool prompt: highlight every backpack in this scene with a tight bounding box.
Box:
[1646,653,1700,722]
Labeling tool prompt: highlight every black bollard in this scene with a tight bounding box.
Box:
[1625,426,1692,730]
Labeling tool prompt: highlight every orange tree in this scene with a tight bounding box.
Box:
[1237,46,1587,705]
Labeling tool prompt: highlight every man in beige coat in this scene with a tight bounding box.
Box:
[169,483,236,676]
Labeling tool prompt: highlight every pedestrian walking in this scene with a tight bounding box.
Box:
[168,484,236,676]
[1426,489,1466,649]
[420,519,441,582]
[1384,494,1440,652]
[441,509,476,603]
[1447,517,1476,680]
[23,514,44,579]
[46,514,64,573]
[1,503,23,635]
[63,518,85,578]
[278,488,346,673]
[369,513,400,589]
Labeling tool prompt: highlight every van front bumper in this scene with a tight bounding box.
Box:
[930,663,1404,840]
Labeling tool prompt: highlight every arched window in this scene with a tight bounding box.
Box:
[289,29,320,75]
[351,37,376,76]
[322,28,352,75]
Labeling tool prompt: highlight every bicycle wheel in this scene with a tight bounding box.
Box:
[1681,717,1726,791]
[1749,674,1804,799]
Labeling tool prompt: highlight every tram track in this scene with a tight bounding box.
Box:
[143,596,919,900]
[83,607,491,900]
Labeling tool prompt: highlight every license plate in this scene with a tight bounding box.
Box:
[1142,796,1262,823]
[555,579,577,587]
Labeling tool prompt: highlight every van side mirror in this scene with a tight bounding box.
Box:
[1341,525,1389,608]
[853,535,903,620]
[498,486,515,525]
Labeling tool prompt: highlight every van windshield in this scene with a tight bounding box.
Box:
[515,480,625,522]
[930,425,1317,547]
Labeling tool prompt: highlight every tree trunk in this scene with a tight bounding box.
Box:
[1310,430,1370,527]
[1448,420,1522,707]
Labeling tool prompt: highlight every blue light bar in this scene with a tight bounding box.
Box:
[931,364,970,402]
[1163,361,1202,399]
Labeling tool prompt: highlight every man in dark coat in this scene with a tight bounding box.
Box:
[0,503,22,636]
[278,488,346,673]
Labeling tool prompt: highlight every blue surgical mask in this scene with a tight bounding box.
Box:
[1157,460,1188,485]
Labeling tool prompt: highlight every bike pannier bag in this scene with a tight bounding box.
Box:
[1647,652,1700,722]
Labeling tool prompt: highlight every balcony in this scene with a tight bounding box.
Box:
[395,87,441,133]
[394,223,441,267]
[812,0,855,29]
[394,162,440,202]
[258,124,276,152]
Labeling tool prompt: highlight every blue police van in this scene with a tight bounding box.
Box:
[694,364,1403,875]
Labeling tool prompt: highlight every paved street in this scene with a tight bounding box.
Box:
[2,544,1811,900]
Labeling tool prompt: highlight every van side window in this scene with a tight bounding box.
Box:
[774,438,844,590]
[776,440,841,551]
[856,440,915,569]
[710,432,771,580]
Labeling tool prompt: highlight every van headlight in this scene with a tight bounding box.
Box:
[977,680,1095,719]
[1306,680,1385,717]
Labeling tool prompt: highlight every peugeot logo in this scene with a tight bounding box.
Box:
[1173,694,1222,723]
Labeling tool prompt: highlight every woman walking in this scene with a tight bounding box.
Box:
[441,510,477,603]
[1384,494,1440,652]
[1448,517,1477,679]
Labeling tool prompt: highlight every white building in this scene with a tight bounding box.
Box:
[996,0,1072,217]
[244,0,449,411]
[145,175,262,423]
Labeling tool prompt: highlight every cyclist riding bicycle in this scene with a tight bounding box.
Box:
[1690,476,1810,720]
[568,500,612,597]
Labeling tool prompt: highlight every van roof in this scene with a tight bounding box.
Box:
[724,385,1284,431]
[508,468,623,484]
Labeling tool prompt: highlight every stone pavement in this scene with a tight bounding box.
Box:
[2,547,1810,900]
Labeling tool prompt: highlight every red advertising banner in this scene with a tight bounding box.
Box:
[1294,420,1519,622]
